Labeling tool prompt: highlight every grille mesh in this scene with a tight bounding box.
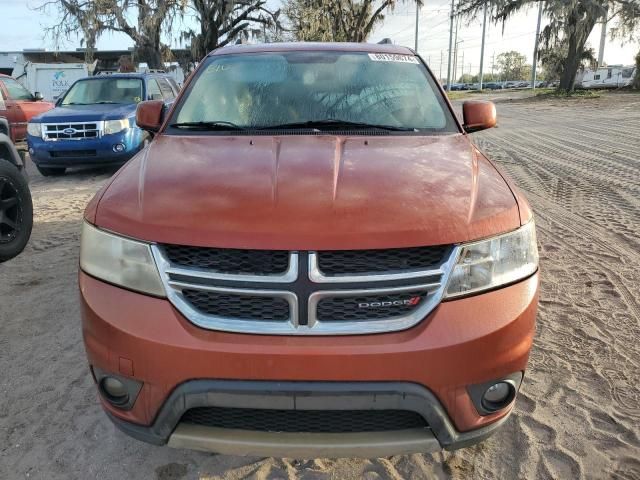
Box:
[182,290,290,320]
[317,290,427,321]
[163,245,289,275]
[317,246,451,276]
[181,407,428,433]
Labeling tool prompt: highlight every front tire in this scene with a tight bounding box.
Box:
[0,160,33,262]
[36,165,66,176]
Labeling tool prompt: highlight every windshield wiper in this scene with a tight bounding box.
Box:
[94,101,119,104]
[257,119,416,132]
[64,102,91,106]
[169,121,247,131]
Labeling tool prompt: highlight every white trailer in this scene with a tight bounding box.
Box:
[580,65,636,89]
[11,62,89,101]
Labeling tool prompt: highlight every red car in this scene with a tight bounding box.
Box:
[79,43,539,457]
[0,74,53,148]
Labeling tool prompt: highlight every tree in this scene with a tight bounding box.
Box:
[496,50,530,80]
[284,0,417,42]
[43,0,185,69]
[181,0,280,63]
[39,0,112,63]
[538,41,597,81]
[107,0,187,69]
[457,0,640,92]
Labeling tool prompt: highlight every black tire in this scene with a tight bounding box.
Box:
[36,165,66,176]
[0,159,33,262]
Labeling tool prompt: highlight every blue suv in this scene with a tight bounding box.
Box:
[26,73,178,176]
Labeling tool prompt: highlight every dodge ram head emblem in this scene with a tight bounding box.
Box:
[358,296,422,309]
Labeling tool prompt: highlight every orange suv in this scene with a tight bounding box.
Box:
[79,43,538,457]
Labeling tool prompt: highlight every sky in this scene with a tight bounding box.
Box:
[1,0,638,78]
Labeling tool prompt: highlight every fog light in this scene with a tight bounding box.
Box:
[113,143,126,153]
[481,381,515,411]
[100,376,129,406]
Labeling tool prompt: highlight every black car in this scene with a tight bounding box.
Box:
[0,119,33,262]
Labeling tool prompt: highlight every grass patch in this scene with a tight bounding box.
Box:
[536,88,601,99]
[445,91,470,100]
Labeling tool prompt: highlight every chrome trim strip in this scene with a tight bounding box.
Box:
[164,280,299,333]
[308,252,446,283]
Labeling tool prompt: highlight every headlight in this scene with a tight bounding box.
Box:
[80,222,165,297]
[27,122,42,137]
[104,118,130,135]
[445,221,538,298]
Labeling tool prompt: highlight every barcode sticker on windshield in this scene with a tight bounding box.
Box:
[368,53,420,64]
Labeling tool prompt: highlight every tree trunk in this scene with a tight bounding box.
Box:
[559,8,599,92]
[85,36,96,64]
[559,34,582,92]
[633,50,640,90]
[136,41,163,69]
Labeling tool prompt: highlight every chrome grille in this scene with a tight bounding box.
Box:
[43,122,102,141]
[152,245,458,335]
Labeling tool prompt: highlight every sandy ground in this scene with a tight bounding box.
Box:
[0,92,639,479]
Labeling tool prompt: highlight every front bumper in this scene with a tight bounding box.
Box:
[106,380,514,457]
[27,128,145,167]
[80,271,538,456]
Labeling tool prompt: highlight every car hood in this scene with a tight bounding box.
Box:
[17,100,54,120]
[32,103,136,123]
[93,134,521,250]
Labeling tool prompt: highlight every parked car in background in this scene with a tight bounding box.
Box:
[0,125,33,262]
[0,74,54,150]
[26,73,179,176]
[79,43,539,458]
[483,82,503,90]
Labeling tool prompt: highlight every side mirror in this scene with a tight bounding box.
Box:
[34,92,44,101]
[462,100,497,133]
[136,100,165,132]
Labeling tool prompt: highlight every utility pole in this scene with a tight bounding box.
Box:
[460,50,464,82]
[453,14,459,79]
[531,1,543,89]
[598,5,609,67]
[440,50,443,82]
[414,0,420,52]
[479,2,488,89]
[446,0,455,91]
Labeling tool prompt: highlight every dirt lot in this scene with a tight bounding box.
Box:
[1,92,639,480]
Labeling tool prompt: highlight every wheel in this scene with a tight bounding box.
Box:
[36,165,66,176]
[0,160,33,262]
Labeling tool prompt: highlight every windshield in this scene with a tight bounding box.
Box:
[61,78,143,105]
[171,52,456,133]
[1,78,33,101]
